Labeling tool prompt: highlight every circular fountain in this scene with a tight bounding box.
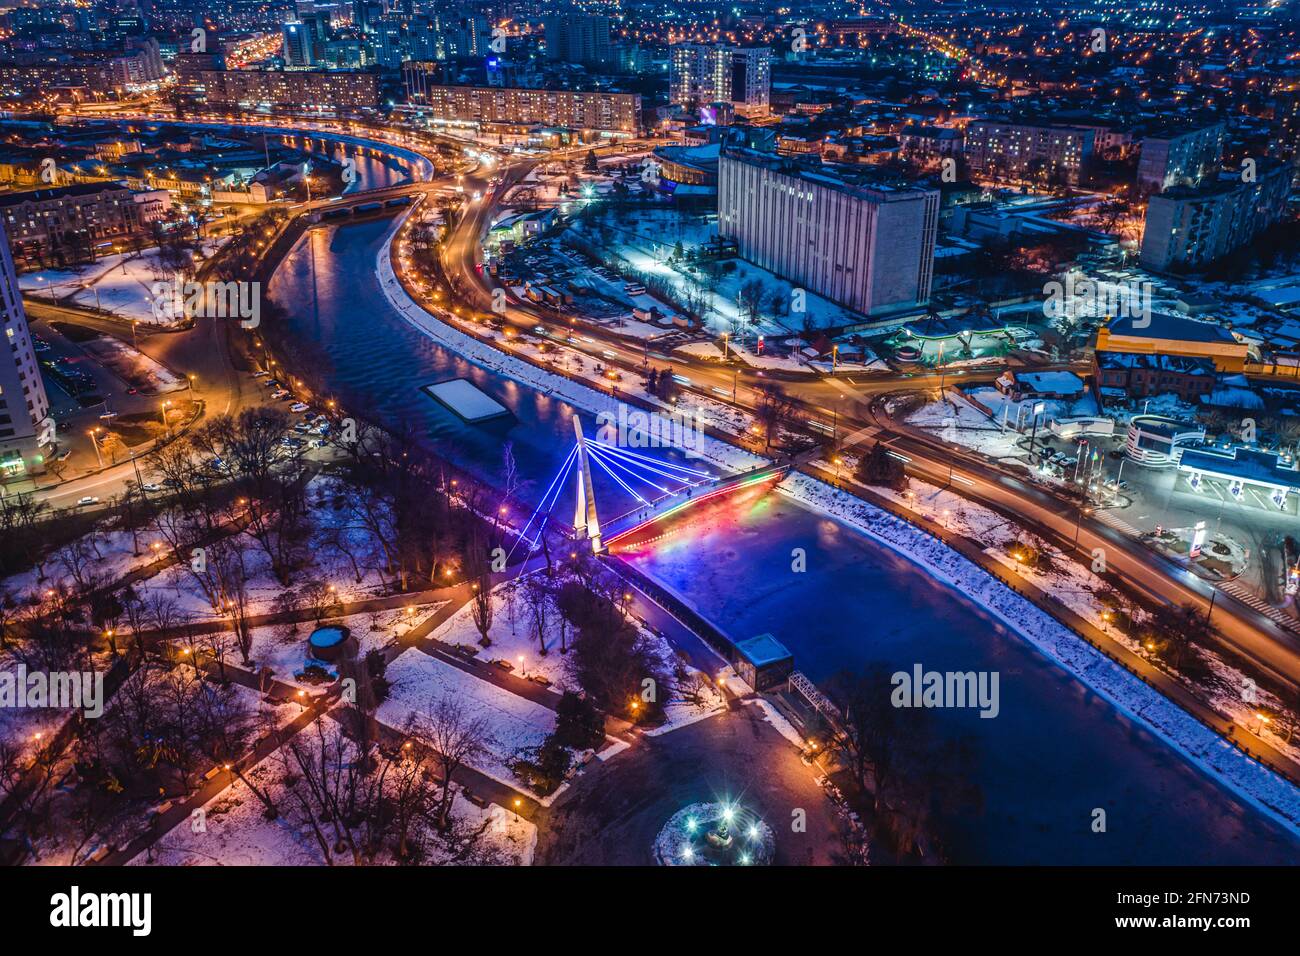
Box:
[653,801,775,866]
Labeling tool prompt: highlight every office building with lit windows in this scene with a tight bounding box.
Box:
[718,148,939,317]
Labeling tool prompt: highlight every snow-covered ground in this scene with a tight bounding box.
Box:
[83,335,188,393]
[378,647,556,791]
[426,574,725,733]
[20,240,227,325]
[904,394,1027,461]
[965,385,1100,427]
[197,603,447,687]
[569,207,856,337]
[1,527,168,601]
[128,734,536,866]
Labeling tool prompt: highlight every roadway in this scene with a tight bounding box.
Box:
[429,157,1300,692]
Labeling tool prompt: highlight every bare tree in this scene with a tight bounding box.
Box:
[421,695,489,831]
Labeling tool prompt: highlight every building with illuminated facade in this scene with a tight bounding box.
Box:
[0,219,54,479]
[963,120,1093,186]
[718,148,939,317]
[417,85,641,133]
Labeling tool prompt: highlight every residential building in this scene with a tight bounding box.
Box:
[198,69,381,112]
[0,219,54,478]
[418,85,641,133]
[963,120,1093,185]
[1136,123,1225,193]
[1139,161,1290,272]
[717,148,939,317]
[0,182,158,264]
[669,44,770,117]
[542,12,613,67]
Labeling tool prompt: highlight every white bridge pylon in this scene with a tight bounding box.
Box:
[572,416,603,553]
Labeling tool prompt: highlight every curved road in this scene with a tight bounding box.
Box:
[432,160,1300,692]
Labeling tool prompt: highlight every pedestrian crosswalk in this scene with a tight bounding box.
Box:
[1218,578,1300,634]
[1095,509,1144,538]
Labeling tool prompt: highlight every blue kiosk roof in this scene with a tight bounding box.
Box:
[735,633,793,667]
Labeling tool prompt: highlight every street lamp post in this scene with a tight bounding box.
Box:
[88,429,103,468]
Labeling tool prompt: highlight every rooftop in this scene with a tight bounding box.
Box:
[0,181,131,208]
[735,633,793,668]
[1103,313,1239,345]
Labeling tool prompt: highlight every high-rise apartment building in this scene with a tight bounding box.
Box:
[1139,161,1291,271]
[282,21,317,68]
[1136,123,1226,193]
[717,149,939,317]
[669,44,770,117]
[0,219,54,478]
[542,13,613,67]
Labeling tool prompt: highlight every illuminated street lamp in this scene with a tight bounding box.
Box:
[87,428,103,468]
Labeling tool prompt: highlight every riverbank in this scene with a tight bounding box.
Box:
[373,203,1300,842]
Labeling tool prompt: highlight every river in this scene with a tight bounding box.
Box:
[267,210,1300,865]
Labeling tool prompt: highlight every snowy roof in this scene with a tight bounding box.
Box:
[1013,371,1085,396]
[735,633,793,668]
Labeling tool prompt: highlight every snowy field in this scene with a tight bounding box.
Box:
[128,735,536,866]
[425,574,725,731]
[20,240,227,326]
[198,602,447,687]
[377,648,556,790]
[904,394,1027,460]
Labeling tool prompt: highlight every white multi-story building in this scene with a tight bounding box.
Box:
[670,44,770,117]
[0,220,54,479]
[963,120,1093,186]
[1139,161,1291,272]
[717,149,939,318]
[1136,123,1225,193]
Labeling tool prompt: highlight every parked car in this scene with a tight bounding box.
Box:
[75,496,99,507]
[270,389,290,400]
[290,402,310,413]
[141,482,161,493]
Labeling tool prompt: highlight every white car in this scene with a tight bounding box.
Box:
[141,483,161,493]
[290,402,310,413]
[75,496,99,507]
[270,389,290,400]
